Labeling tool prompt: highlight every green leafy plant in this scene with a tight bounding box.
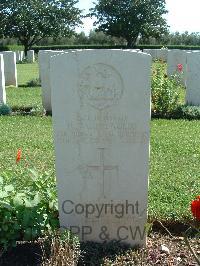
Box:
[151,66,180,116]
[0,168,59,250]
[0,104,12,115]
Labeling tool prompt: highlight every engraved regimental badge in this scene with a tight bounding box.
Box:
[79,63,124,110]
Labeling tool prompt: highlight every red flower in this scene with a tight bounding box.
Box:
[191,196,200,221]
[177,64,183,72]
[16,149,22,163]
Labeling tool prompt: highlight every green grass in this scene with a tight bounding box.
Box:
[0,116,199,222]
[6,87,42,109]
[1,61,199,223]
[6,63,42,109]
[0,116,54,175]
[17,63,39,86]
[149,119,200,221]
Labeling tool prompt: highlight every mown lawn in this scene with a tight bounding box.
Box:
[7,63,42,109]
[1,62,199,222]
[17,63,39,86]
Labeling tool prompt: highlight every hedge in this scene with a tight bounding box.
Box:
[32,44,128,53]
[32,44,200,53]
[152,105,200,120]
[1,44,200,53]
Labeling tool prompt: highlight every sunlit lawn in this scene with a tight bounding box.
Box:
[1,61,199,222]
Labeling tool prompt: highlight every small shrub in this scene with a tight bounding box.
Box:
[173,105,200,120]
[0,104,12,115]
[0,169,59,250]
[151,66,180,116]
[26,78,40,87]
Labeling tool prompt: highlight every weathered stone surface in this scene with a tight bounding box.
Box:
[186,51,200,105]
[143,49,168,61]
[50,50,151,246]
[0,52,17,87]
[38,50,64,112]
[167,50,187,86]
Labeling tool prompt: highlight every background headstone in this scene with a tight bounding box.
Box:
[167,50,187,86]
[27,50,35,63]
[0,54,6,104]
[21,51,25,61]
[50,49,151,246]
[16,51,25,63]
[16,51,21,63]
[0,51,18,87]
[38,50,64,112]
[38,49,80,112]
[186,51,200,105]
[156,49,168,61]
[143,49,168,61]
[143,49,157,60]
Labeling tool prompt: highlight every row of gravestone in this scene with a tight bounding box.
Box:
[39,49,200,246]
[0,49,151,246]
[15,50,35,63]
[0,50,36,103]
[0,49,198,247]
[145,48,197,87]
[39,49,200,113]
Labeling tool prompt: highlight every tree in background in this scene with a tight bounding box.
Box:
[90,0,168,47]
[140,31,200,46]
[0,0,82,54]
[87,30,126,45]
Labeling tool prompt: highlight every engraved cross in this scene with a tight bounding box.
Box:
[87,148,118,197]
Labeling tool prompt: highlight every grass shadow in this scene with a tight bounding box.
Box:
[78,241,132,265]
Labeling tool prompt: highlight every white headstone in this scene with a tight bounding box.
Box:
[21,51,25,61]
[50,50,151,246]
[143,49,168,61]
[27,50,35,63]
[0,55,6,104]
[143,49,157,60]
[38,50,64,112]
[186,51,200,105]
[0,52,18,87]
[156,49,168,61]
[16,51,25,62]
[167,50,187,86]
[38,49,80,112]
[16,51,21,63]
